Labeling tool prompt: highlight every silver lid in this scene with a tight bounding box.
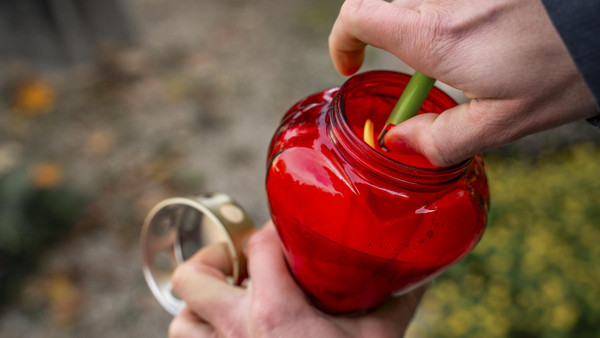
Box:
[141,193,254,315]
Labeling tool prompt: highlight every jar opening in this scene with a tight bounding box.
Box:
[330,70,471,186]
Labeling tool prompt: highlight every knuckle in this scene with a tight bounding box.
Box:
[339,0,365,24]
[409,114,457,167]
[426,5,472,39]
[245,229,269,256]
[423,114,463,167]
[249,299,287,334]
[422,134,454,167]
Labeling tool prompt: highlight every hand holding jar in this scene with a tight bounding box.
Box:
[169,222,426,338]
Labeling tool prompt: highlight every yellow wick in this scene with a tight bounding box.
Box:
[363,119,375,148]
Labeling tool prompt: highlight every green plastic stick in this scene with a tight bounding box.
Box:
[377,71,436,147]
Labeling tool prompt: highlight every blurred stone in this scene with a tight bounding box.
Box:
[0,143,22,176]
[85,129,117,156]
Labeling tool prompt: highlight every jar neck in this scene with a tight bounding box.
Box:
[328,70,471,189]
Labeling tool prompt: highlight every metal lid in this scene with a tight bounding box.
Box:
[141,193,254,315]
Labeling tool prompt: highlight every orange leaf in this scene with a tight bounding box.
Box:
[44,274,82,326]
[13,80,56,115]
[32,161,63,189]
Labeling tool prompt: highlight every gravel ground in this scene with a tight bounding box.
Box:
[1,1,598,337]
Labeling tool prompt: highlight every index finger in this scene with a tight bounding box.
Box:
[171,243,244,326]
[328,0,416,75]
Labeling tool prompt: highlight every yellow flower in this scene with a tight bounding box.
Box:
[446,309,474,337]
[550,302,579,331]
[485,283,512,310]
[541,277,566,303]
[488,253,512,274]
[463,273,484,293]
[432,280,460,304]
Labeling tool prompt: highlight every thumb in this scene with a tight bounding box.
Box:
[246,222,305,298]
[384,101,509,167]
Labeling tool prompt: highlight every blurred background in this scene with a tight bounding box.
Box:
[0,0,598,337]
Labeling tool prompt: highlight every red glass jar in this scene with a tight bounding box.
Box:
[266,70,489,314]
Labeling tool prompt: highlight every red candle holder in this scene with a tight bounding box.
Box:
[266,70,490,314]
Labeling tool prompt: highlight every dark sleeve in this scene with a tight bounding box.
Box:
[541,0,600,127]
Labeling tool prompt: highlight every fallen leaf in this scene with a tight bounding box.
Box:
[13,80,57,116]
[44,274,82,327]
[32,161,63,189]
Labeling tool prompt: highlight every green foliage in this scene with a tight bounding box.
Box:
[410,144,600,338]
[0,166,86,307]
